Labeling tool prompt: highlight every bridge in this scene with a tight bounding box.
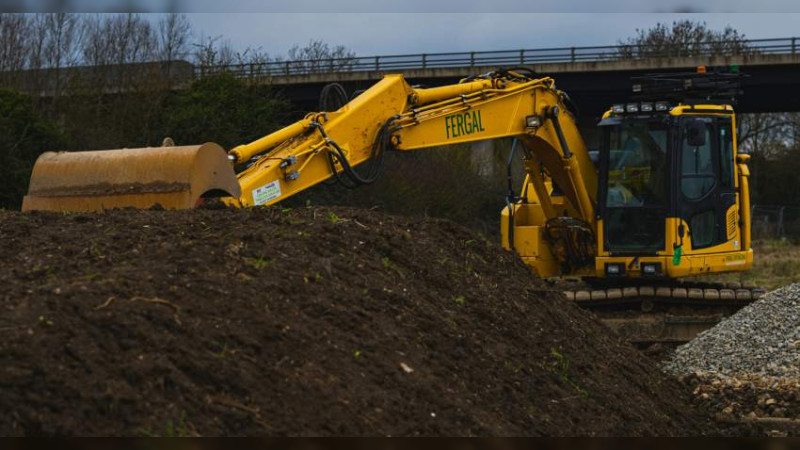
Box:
[8,37,800,122]
[198,37,800,119]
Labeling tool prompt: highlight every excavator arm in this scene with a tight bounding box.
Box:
[23,70,598,276]
[225,72,597,231]
[227,74,412,207]
[222,71,598,276]
[392,75,597,228]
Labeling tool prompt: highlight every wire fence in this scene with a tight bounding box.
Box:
[751,204,800,240]
[196,37,800,79]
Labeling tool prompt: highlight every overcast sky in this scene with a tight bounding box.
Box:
[35,0,800,13]
[181,13,800,57]
[9,1,800,57]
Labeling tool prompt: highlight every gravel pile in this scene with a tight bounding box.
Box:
[664,283,800,378]
[664,284,800,435]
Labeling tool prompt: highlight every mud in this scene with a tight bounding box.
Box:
[0,206,715,436]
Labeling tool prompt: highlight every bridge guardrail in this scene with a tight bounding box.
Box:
[196,37,800,79]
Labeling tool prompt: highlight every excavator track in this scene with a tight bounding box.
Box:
[560,281,765,349]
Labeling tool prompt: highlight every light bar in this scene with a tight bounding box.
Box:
[612,102,671,114]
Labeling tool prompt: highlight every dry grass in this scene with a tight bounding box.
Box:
[704,239,800,290]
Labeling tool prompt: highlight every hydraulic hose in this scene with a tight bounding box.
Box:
[311,116,399,188]
[506,139,520,253]
[319,83,349,112]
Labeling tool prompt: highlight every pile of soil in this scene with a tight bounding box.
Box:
[0,206,712,436]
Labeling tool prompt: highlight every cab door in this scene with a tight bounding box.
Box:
[677,116,738,252]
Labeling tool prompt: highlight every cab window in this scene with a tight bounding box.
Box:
[680,120,715,200]
[719,120,734,188]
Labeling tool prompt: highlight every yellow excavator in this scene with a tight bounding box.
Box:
[22,68,758,344]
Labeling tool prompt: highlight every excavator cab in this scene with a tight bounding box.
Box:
[594,71,752,279]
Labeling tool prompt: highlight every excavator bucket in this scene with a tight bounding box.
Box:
[21,143,241,212]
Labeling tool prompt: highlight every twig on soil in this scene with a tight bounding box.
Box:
[229,349,258,364]
[721,417,800,427]
[274,355,289,369]
[211,396,260,414]
[209,395,270,429]
[130,296,181,313]
[353,220,369,229]
[94,296,116,310]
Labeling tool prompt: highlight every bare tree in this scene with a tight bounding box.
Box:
[43,14,82,68]
[193,35,236,72]
[155,13,191,84]
[738,113,800,158]
[618,20,751,59]
[28,14,47,70]
[79,14,159,92]
[0,14,29,71]
[108,14,156,66]
[157,13,191,62]
[284,39,356,73]
[81,14,112,66]
[191,35,276,77]
[0,13,82,95]
[0,14,30,87]
[43,13,82,98]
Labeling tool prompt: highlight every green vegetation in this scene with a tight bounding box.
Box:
[0,73,289,209]
[244,257,272,270]
[0,90,66,209]
[706,239,800,290]
[751,155,800,209]
[0,13,325,209]
[163,72,288,149]
[140,410,194,437]
[548,347,589,398]
[328,211,343,224]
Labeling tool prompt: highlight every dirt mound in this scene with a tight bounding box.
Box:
[0,206,710,436]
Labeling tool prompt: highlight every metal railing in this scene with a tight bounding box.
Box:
[197,37,800,79]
